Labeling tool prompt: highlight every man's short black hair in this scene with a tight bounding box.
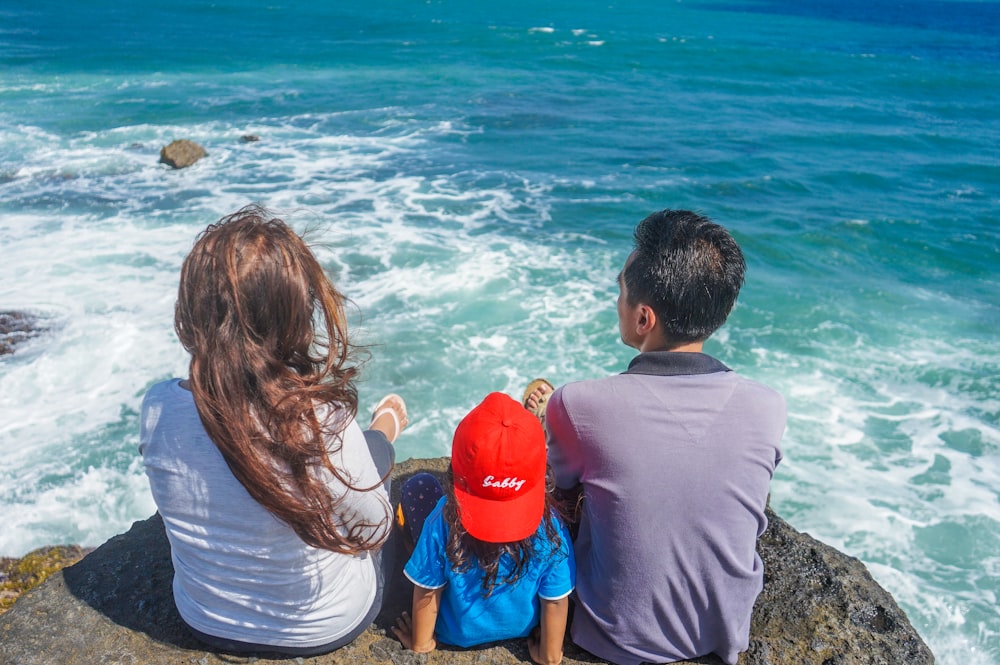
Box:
[623,210,746,347]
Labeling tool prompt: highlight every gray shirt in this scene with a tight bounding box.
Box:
[546,352,785,665]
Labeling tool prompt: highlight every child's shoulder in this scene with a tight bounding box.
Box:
[427,495,447,519]
[416,495,450,539]
[530,509,572,552]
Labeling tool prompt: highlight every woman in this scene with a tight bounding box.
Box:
[140,205,406,655]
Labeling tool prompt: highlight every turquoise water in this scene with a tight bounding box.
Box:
[1,0,998,661]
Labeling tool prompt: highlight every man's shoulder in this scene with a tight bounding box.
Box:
[728,371,787,411]
[555,368,785,418]
[553,374,626,408]
[556,374,619,394]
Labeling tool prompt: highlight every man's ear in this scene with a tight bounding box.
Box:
[636,305,656,335]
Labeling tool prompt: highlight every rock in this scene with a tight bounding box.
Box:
[749,510,933,665]
[240,135,260,143]
[0,546,91,614]
[0,457,934,665]
[0,310,47,356]
[159,140,206,169]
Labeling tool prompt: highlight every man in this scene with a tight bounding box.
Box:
[541,210,785,665]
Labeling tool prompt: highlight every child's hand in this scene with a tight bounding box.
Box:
[527,629,542,663]
[392,611,436,653]
[527,624,564,665]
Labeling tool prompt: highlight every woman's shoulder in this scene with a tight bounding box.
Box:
[145,377,183,395]
[141,378,188,410]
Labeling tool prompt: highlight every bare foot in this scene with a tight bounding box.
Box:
[370,394,408,443]
[522,379,554,423]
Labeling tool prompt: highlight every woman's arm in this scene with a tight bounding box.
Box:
[392,585,442,653]
[528,596,569,665]
[327,423,394,544]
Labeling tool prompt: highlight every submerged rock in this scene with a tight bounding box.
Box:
[0,310,47,356]
[159,139,206,169]
[0,457,933,664]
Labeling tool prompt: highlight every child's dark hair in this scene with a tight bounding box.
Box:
[441,467,567,597]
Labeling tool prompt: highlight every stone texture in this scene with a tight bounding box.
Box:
[159,139,206,169]
[0,457,933,665]
[0,311,47,356]
[748,508,933,665]
[0,546,90,613]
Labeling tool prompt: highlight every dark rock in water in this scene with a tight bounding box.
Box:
[159,139,207,169]
[0,457,934,665]
[0,310,47,356]
[240,134,260,143]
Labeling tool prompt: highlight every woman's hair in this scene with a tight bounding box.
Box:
[441,468,566,597]
[174,204,386,554]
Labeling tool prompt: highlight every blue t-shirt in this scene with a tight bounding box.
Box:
[403,497,575,648]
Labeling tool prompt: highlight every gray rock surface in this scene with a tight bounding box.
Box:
[0,311,46,356]
[159,139,206,168]
[0,457,933,665]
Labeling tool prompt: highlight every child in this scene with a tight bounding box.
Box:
[392,392,575,665]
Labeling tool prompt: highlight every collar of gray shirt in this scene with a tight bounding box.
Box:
[624,351,731,377]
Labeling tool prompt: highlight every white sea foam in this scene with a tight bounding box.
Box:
[738,304,1000,665]
[0,113,606,554]
[0,460,156,554]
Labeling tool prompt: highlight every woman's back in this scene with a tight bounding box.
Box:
[143,207,406,655]
[141,378,388,648]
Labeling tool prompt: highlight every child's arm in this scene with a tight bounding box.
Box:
[392,585,442,653]
[527,596,569,665]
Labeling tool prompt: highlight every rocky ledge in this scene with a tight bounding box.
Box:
[0,457,933,665]
[0,545,90,614]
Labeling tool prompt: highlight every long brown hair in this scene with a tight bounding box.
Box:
[174,205,387,554]
[442,468,567,597]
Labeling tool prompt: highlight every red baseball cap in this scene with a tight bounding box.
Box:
[451,392,547,544]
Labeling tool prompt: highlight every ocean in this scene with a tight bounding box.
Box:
[1,0,997,661]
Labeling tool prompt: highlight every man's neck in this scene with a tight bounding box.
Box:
[637,338,704,354]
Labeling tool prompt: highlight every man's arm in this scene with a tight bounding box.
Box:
[544,387,585,490]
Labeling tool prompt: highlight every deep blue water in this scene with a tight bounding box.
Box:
[1,1,998,662]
